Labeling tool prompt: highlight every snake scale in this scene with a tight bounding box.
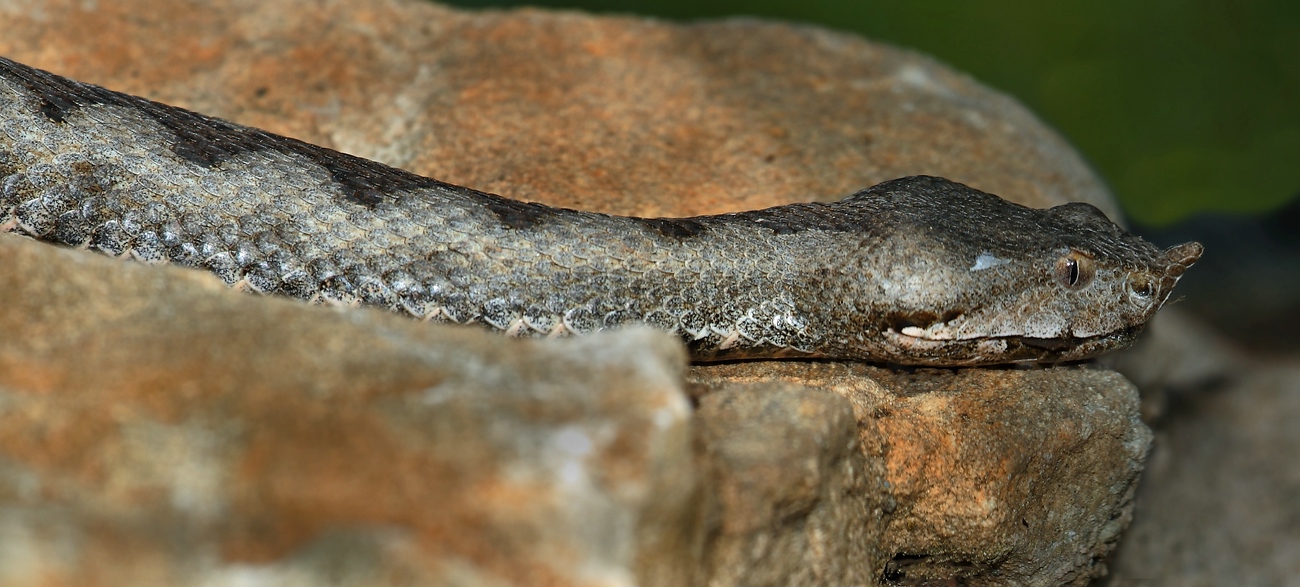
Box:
[0,56,1201,365]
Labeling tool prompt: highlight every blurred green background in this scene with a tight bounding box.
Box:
[442,0,1298,225]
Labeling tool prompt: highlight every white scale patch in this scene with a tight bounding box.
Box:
[969,252,1011,272]
[899,324,956,341]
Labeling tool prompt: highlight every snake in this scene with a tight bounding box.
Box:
[0,56,1202,366]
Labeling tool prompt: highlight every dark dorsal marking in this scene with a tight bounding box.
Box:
[481,195,561,230]
[347,187,387,208]
[638,217,708,239]
[723,200,888,236]
[0,57,464,210]
[39,95,75,122]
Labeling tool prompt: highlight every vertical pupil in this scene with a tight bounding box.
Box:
[1067,259,1079,286]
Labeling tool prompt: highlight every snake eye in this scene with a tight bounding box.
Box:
[1054,251,1094,290]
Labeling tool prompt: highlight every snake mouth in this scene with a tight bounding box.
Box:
[885,325,1145,366]
[1015,336,1086,351]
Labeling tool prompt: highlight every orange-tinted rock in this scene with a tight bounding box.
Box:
[0,0,1116,219]
[690,363,1150,586]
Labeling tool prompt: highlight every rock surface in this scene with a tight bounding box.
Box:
[0,0,1118,219]
[690,364,1150,586]
[0,234,700,586]
[0,0,1154,585]
[1105,362,1300,587]
[693,381,887,586]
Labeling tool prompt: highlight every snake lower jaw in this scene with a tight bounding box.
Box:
[881,326,1146,367]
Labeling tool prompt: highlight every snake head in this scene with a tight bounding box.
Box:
[826,177,1203,366]
[1012,204,1203,346]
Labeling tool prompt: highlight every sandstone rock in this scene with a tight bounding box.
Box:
[0,0,1116,220]
[0,234,699,586]
[691,363,1150,586]
[694,382,889,586]
[0,0,1153,585]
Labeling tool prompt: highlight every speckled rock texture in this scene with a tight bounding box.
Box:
[0,0,1154,585]
[690,363,1150,587]
[0,234,700,586]
[1104,364,1300,587]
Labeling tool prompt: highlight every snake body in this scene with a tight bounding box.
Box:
[0,57,1201,365]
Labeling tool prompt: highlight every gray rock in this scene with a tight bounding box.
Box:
[694,382,890,586]
[1105,365,1300,586]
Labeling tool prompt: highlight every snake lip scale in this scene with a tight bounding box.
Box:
[0,56,1202,366]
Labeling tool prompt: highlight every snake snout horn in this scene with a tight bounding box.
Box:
[1163,242,1204,278]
